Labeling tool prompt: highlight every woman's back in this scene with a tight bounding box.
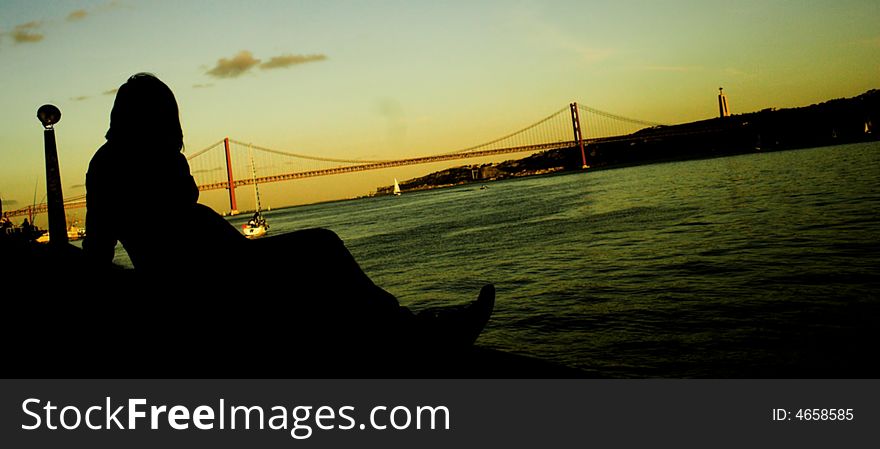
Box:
[83,74,245,274]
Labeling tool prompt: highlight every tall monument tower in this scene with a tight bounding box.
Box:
[718,87,730,118]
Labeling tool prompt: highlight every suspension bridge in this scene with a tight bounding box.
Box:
[5,102,663,218]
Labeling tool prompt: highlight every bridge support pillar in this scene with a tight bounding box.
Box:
[570,102,588,169]
[224,137,238,214]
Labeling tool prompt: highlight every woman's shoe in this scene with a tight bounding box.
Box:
[417,284,496,349]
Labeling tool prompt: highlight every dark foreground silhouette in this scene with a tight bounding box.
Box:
[2,73,586,378]
[2,237,586,378]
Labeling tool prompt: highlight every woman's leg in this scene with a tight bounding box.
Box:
[247,228,494,368]
[248,228,411,352]
[251,228,399,308]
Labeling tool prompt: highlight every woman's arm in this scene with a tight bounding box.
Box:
[82,159,118,266]
[174,152,199,204]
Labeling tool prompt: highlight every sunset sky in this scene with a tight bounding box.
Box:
[1,0,878,216]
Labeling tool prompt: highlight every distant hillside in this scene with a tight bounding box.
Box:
[378,90,880,195]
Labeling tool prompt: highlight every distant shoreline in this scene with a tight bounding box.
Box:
[378,89,879,196]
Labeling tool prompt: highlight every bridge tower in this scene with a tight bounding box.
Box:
[224,137,238,214]
[570,102,588,169]
[718,87,730,118]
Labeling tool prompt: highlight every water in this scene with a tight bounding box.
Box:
[117,142,880,377]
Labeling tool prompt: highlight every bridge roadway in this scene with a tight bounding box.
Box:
[7,138,611,217]
[5,199,87,218]
[5,142,575,217]
[197,140,579,191]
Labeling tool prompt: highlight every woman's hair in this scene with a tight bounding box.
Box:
[105,73,184,152]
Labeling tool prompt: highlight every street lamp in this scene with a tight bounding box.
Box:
[37,104,68,246]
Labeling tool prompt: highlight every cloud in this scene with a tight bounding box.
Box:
[71,95,90,101]
[191,167,222,174]
[260,54,327,70]
[12,21,44,43]
[206,50,328,79]
[5,3,122,46]
[100,0,126,12]
[68,2,126,23]
[102,88,118,95]
[67,9,88,21]
[206,50,261,78]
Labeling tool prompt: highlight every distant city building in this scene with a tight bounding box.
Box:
[718,87,730,118]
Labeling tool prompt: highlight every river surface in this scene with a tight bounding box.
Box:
[117,142,880,377]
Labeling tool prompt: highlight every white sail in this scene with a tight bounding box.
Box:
[393,178,401,196]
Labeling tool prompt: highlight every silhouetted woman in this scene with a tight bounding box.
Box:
[84,73,245,273]
[83,73,493,371]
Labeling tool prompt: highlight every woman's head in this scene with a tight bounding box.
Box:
[106,73,183,151]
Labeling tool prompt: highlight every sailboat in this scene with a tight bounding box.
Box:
[393,178,402,196]
[66,216,86,241]
[242,144,269,239]
[34,222,84,243]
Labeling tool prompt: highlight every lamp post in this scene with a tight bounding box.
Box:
[37,104,68,246]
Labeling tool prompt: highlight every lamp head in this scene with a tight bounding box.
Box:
[37,104,61,129]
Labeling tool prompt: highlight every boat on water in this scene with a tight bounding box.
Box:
[34,224,83,243]
[393,178,402,196]
[6,216,57,244]
[4,225,45,242]
[66,218,85,241]
[243,211,268,239]
[241,144,269,239]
